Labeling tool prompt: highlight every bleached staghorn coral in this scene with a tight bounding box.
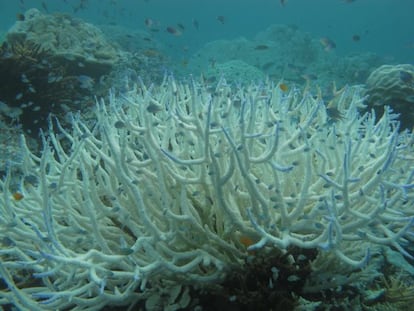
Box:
[0,76,413,310]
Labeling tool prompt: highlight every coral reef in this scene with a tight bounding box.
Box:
[0,8,121,135]
[0,113,26,179]
[99,25,170,85]
[192,246,318,310]
[7,8,120,74]
[364,64,414,129]
[186,25,319,78]
[203,59,265,83]
[1,77,413,310]
[185,24,385,90]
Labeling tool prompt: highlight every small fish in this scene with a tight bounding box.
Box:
[406,95,414,103]
[119,247,133,255]
[208,58,216,69]
[239,236,255,248]
[1,237,15,247]
[254,44,269,50]
[166,26,182,36]
[77,75,94,89]
[21,74,30,83]
[262,61,275,70]
[287,63,306,73]
[192,18,199,30]
[142,49,160,57]
[47,73,63,83]
[146,103,162,113]
[206,75,217,83]
[12,192,24,201]
[400,71,413,84]
[216,15,225,24]
[326,107,344,122]
[280,0,287,6]
[301,73,318,81]
[279,83,289,92]
[16,13,25,21]
[114,121,125,129]
[352,34,361,42]
[176,23,185,31]
[41,1,49,13]
[144,18,153,28]
[320,37,336,51]
[73,0,88,13]
[24,174,38,186]
[28,85,36,93]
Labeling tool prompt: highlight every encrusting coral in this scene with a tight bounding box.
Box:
[0,77,414,310]
[364,64,414,129]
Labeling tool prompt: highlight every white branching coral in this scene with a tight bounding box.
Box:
[0,77,413,310]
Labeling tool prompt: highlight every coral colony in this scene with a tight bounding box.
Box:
[1,77,414,310]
